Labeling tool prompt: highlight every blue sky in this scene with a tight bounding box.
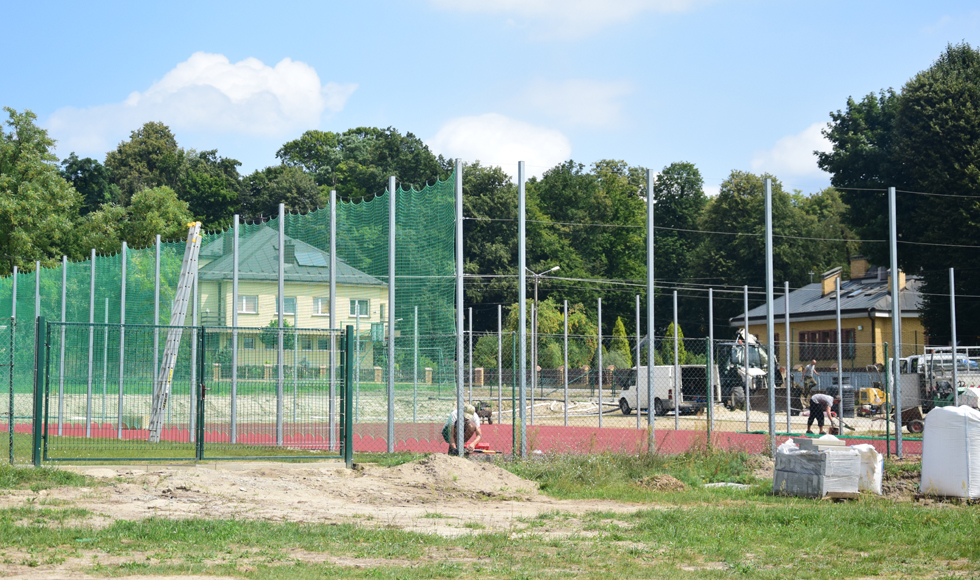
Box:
[3,0,979,195]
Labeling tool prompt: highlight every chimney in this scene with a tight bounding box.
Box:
[887,269,906,291]
[821,267,842,297]
[849,255,869,279]
[284,240,296,265]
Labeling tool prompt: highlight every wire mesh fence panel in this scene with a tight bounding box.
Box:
[201,326,344,458]
[1,319,17,464]
[43,322,197,461]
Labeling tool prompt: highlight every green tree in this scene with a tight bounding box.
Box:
[816,43,980,343]
[660,322,688,365]
[652,161,708,333]
[610,316,632,369]
[104,121,184,204]
[0,107,81,275]
[277,127,449,198]
[461,162,517,330]
[59,153,117,215]
[260,318,295,350]
[686,171,817,336]
[74,186,192,254]
[179,149,241,229]
[241,166,323,221]
[527,160,647,330]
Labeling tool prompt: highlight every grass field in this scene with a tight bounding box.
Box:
[0,449,977,579]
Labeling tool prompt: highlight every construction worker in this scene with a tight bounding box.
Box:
[803,360,820,390]
[806,393,840,435]
[442,403,482,454]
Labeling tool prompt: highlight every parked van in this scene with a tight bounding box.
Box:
[618,365,705,416]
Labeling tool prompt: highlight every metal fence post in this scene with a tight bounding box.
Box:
[32,317,46,467]
[387,176,396,454]
[565,300,570,427]
[344,325,354,468]
[635,295,641,430]
[597,297,603,429]
[117,242,127,440]
[58,256,66,437]
[673,290,679,432]
[195,325,206,461]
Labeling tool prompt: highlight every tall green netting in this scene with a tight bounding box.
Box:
[1,172,458,460]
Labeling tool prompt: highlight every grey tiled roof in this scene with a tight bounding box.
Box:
[730,271,922,326]
[198,226,385,286]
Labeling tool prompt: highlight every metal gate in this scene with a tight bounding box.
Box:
[34,318,353,466]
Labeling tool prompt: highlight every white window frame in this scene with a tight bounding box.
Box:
[350,299,369,318]
[240,335,256,350]
[313,297,330,316]
[275,296,297,316]
[237,295,258,314]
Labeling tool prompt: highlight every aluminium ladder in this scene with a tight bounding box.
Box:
[148,222,203,443]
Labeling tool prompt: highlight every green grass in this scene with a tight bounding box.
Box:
[0,463,95,491]
[2,450,977,579]
[500,447,758,501]
[1,498,977,579]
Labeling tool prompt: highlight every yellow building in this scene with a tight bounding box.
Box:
[729,259,925,371]
[196,226,388,362]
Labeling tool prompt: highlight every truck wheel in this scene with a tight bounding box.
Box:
[619,399,632,415]
[654,398,666,416]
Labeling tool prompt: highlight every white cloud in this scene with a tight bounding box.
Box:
[428,113,571,177]
[523,79,632,128]
[429,0,709,39]
[750,122,831,178]
[46,52,356,156]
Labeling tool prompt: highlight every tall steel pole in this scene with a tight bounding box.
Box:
[329,192,337,449]
[743,285,750,431]
[277,204,285,446]
[232,215,239,443]
[673,290,679,431]
[387,176,396,452]
[836,277,844,422]
[518,161,528,457]
[888,186,903,457]
[784,281,791,432]
[951,268,959,407]
[765,178,776,454]
[455,160,465,456]
[646,169,655,452]
[708,288,714,436]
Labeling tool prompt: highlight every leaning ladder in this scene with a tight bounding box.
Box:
[148,222,203,443]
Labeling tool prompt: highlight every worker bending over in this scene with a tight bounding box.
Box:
[442,403,482,454]
[807,393,841,435]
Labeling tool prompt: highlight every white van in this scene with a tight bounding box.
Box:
[618,365,700,416]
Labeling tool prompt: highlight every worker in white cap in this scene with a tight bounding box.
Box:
[442,403,483,454]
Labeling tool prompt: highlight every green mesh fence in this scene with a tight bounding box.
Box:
[0,174,457,462]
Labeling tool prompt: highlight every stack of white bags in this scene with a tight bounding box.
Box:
[920,406,980,499]
[773,436,882,498]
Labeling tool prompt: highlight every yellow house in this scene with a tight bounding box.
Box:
[196,226,388,362]
[729,258,925,370]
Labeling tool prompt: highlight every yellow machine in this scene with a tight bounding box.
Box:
[857,387,885,416]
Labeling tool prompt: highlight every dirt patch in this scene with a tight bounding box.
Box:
[747,455,775,481]
[0,456,639,539]
[636,474,686,492]
[881,457,921,501]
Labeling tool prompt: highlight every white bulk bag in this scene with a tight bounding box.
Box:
[920,406,980,498]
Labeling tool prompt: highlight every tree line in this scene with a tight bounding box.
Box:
[3,43,979,344]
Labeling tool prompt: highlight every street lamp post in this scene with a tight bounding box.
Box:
[527,266,560,419]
